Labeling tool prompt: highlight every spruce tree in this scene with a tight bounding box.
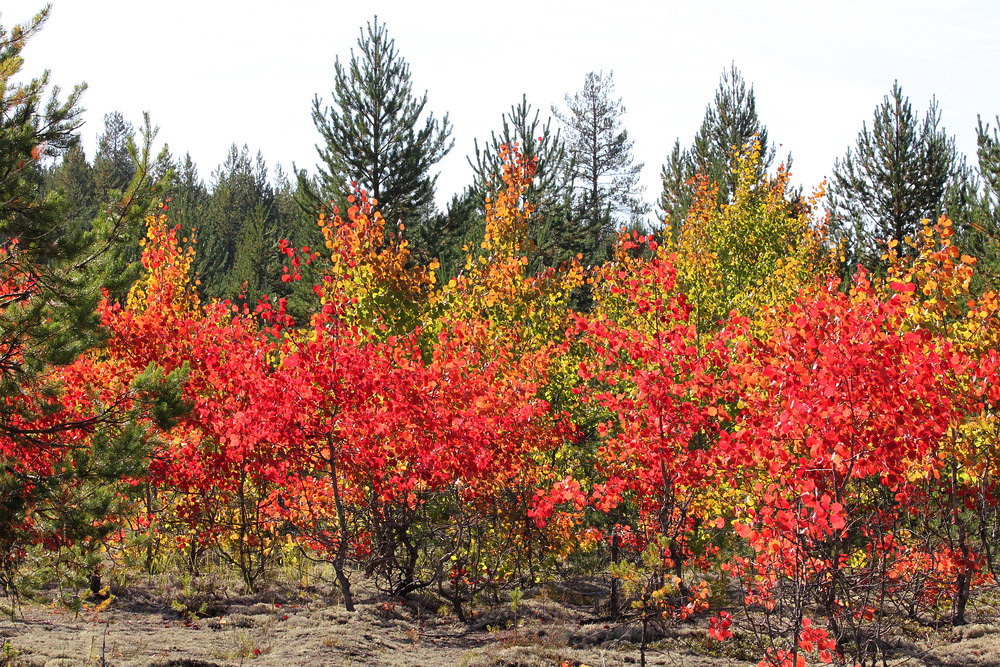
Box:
[305,16,452,228]
[554,71,648,264]
[44,140,97,232]
[93,111,137,202]
[197,145,284,303]
[829,81,959,272]
[659,64,775,236]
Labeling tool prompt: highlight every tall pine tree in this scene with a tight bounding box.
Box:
[659,64,775,237]
[304,16,452,229]
[460,95,580,273]
[0,5,185,590]
[829,81,959,272]
[554,71,648,264]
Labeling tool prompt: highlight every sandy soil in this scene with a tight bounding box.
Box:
[1,579,999,666]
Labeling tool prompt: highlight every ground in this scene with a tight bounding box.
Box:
[2,575,1000,666]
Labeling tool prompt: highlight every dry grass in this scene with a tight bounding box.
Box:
[0,570,998,666]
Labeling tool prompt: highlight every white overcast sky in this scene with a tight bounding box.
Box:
[9,0,1000,219]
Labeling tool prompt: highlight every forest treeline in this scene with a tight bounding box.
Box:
[40,15,1000,308]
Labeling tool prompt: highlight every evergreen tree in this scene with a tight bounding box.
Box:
[93,111,137,202]
[273,164,325,321]
[829,81,959,272]
[46,112,164,271]
[949,115,1000,287]
[164,152,210,242]
[410,187,481,281]
[198,145,282,302]
[227,201,274,299]
[461,95,580,272]
[44,139,97,231]
[975,116,1000,219]
[470,96,571,201]
[554,71,648,264]
[304,16,452,229]
[272,164,319,253]
[0,6,185,591]
[100,113,172,291]
[658,140,692,238]
[659,64,775,236]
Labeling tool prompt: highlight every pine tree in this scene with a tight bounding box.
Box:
[164,152,210,242]
[227,201,273,298]
[461,95,580,272]
[44,139,97,232]
[197,145,283,303]
[949,115,1000,286]
[554,71,648,264]
[0,5,185,590]
[93,111,137,202]
[272,164,320,256]
[829,81,959,272]
[659,64,775,237]
[99,113,171,291]
[409,188,481,281]
[470,96,571,202]
[975,116,1000,219]
[304,16,452,229]
[48,111,162,265]
[658,140,692,238]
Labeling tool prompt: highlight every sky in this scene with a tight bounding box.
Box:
[8,0,1000,219]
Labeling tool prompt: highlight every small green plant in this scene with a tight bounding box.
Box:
[1,641,20,663]
[178,571,196,599]
[509,587,524,631]
[231,627,268,663]
[170,598,208,620]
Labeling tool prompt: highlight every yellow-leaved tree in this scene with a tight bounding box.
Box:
[669,140,833,331]
[428,145,584,350]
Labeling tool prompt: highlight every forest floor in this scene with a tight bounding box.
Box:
[2,573,1000,666]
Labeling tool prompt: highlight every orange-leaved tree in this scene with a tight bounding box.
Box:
[101,213,294,589]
